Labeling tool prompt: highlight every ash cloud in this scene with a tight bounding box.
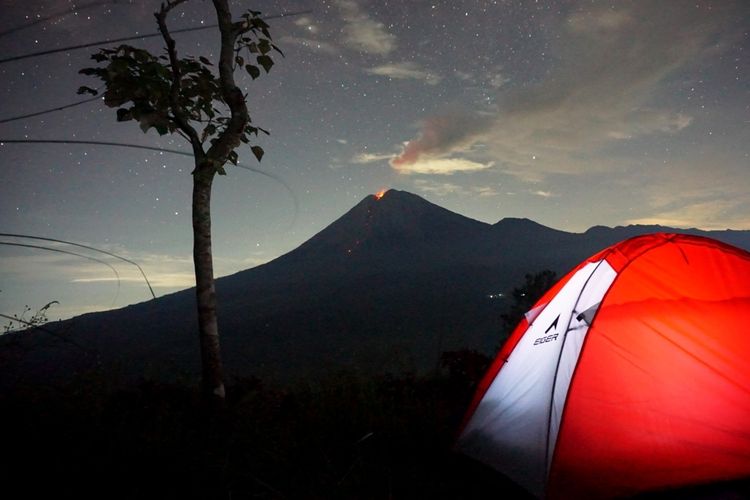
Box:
[390,112,493,168]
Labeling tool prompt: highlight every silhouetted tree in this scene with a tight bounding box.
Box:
[440,349,492,392]
[79,0,282,401]
[500,270,558,340]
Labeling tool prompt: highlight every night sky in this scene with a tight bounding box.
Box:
[1,0,748,321]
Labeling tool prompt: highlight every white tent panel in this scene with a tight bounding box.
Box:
[547,261,616,470]
[458,260,616,497]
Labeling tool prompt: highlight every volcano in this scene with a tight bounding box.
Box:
[2,190,749,388]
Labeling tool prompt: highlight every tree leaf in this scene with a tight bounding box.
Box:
[103,88,127,107]
[245,64,260,80]
[91,52,109,63]
[198,56,212,66]
[77,86,99,96]
[116,108,133,121]
[201,123,217,143]
[251,145,264,162]
[258,39,271,55]
[256,55,273,73]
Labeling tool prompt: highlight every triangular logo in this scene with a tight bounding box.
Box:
[545,314,560,334]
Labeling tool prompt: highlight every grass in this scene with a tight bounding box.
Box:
[1,350,531,499]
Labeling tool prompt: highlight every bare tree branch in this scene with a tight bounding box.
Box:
[155,0,204,158]
[206,0,249,168]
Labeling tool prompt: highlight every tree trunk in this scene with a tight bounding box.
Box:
[192,167,225,401]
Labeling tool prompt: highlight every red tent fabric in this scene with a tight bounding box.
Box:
[458,233,750,499]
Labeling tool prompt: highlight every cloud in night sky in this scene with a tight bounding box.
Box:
[413,179,500,198]
[530,190,556,199]
[352,152,394,164]
[365,62,442,85]
[336,0,396,55]
[487,70,510,89]
[626,200,744,230]
[391,2,741,179]
[622,152,750,230]
[278,1,400,57]
[293,16,319,35]
[1,248,268,304]
[391,157,494,176]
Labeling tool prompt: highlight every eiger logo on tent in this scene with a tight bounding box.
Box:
[533,334,558,345]
[533,314,560,345]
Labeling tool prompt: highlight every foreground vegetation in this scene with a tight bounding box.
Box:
[1,272,554,498]
[2,351,531,499]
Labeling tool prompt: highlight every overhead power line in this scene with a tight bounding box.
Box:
[0,9,310,123]
[0,241,121,307]
[0,10,311,65]
[0,139,299,228]
[0,233,155,299]
[0,94,102,124]
[0,138,285,188]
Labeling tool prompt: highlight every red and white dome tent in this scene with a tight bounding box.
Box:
[457,233,750,499]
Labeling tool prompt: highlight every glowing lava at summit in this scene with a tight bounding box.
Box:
[375,189,387,200]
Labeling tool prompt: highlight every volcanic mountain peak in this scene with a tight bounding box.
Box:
[3,189,750,393]
[292,190,488,259]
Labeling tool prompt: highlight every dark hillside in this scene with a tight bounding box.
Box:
[2,190,749,390]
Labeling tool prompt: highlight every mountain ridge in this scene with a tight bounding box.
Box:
[2,190,749,388]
